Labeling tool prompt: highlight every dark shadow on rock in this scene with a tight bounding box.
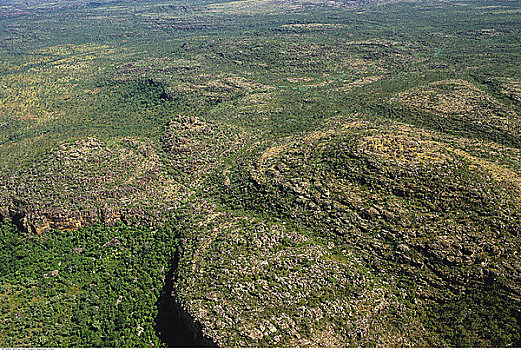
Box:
[155,249,217,347]
[11,212,26,232]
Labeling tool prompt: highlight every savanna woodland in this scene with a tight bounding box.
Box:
[1,0,521,347]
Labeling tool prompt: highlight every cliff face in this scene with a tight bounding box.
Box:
[0,137,190,234]
[6,206,149,234]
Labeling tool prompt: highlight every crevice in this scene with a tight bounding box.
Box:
[155,249,217,347]
[11,212,27,233]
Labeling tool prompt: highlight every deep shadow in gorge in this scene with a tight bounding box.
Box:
[155,249,217,347]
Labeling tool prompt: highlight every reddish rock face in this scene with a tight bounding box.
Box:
[7,206,158,234]
[0,137,191,234]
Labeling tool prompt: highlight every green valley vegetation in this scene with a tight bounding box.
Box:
[0,222,180,346]
[1,0,521,347]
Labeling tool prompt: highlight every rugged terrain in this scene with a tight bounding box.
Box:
[1,0,521,347]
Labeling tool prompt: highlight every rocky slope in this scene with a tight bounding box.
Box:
[0,137,190,234]
[1,0,521,346]
[168,115,521,347]
[2,113,521,346]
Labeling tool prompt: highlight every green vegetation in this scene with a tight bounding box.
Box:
[1,0,521,347]
[0,221,180,347]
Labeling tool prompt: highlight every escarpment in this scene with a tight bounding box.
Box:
[0,137,190,234]
[3,115,521,347]
[2,0,521,346]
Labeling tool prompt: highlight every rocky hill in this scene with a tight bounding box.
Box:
[1,0,521,347]
[173,115,521,346]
